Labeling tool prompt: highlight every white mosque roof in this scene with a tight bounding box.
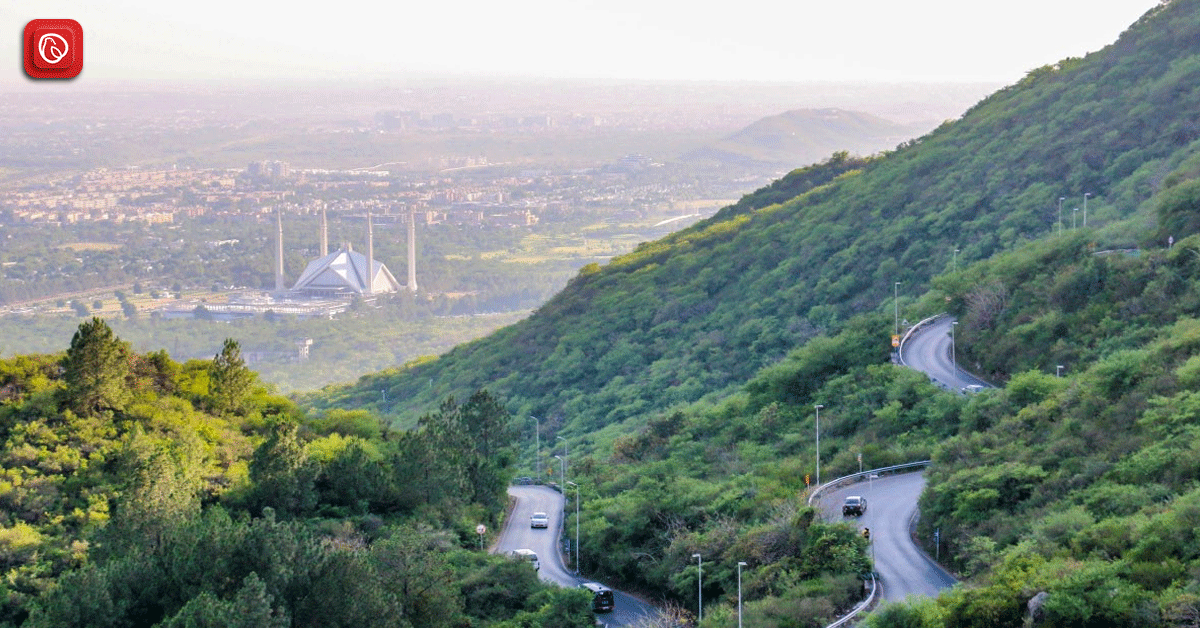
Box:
[291,245,400,295]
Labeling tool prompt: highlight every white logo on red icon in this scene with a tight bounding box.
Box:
[38,33,69,65]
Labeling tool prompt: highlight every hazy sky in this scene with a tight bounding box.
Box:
[7,0,1163,86]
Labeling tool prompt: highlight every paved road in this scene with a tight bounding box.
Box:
[500,486,660,626]
[900,317,989,393]
[499,486,576,585]
[818,472,956,602]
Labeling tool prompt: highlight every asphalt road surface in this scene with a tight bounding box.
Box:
[900,317,989,393]
[817,472,956,602]
[500,485,661,627]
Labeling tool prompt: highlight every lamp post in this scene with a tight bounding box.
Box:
[814,404,824,487]
[737,561,748,628]
[894,281,901,337]
[530,416,540,481]
[1058,197,1065,235]
[556,436,566,486]
[566,481,580,574]
[1057,365,1063,378]
[1073,207,1078,230]
[692,553,703,622]
[951,321,958,378]
[554,455,565,492]
[953,248,959,271]
[1084,192,1091,227]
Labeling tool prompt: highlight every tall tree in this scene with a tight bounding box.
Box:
[157,573,289,628]
[458,390,515,513]
[247,422,317,517]
[105,430,203,552]
[59,317,132,417]
[208,339,254,417]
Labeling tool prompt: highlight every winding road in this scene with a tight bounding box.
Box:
[494,317,975,624]
[899,316,989,393]
[499,485,659,626]
[817,472,956,602]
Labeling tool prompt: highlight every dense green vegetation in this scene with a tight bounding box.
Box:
[315,0,1200,432]
[296,1,1200,626]
[0,318,602,628]
[854,231,1200,627]
[13,0,1200,626]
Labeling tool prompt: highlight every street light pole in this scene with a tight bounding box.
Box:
[530,416,540,481]
[554,455,565,493]
[951,321,958,378]
[737,561,747,628]
[1084,192,1091,227]
[1058,197,1064,235]
[953,248,959,271]
[1073,207,1078,230]
[1057,365,1063,378]
[556,436,566,487]
[567,481,580,575]
[692,553,703,622]
[814,404,824,487]
[894,281,901,337]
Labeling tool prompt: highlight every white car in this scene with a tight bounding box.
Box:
[510,548,539,570]
[530,511,549,528]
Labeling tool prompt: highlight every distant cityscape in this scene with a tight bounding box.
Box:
[3,156,677,229]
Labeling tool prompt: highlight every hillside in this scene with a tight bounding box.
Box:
[682,108,922,168]
[295,0,1200,625]
[0,322,606,627]
[311,0,1193,436]
[6,0,1200,626]
[871,231,1200,626]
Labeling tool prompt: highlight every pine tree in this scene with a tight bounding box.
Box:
[59,317,132,417]
[208,338,254,416]
[248,422,317,517]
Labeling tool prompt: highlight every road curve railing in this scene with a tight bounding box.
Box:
[827,573,877,628]
[807,461,932,508]
[896,314,945,368]
[897,313,993,394]
[808,461,932,628]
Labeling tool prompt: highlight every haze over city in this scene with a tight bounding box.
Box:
[5,0,1162,86]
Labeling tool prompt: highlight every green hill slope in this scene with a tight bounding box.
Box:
[311,0,1193,438]
[295,2,1200,623]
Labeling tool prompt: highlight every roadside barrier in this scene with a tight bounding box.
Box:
[808,461,932,628]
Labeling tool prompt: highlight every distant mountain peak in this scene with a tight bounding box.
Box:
[682,107,931,168]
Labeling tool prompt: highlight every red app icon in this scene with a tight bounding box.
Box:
[23,19,83,79]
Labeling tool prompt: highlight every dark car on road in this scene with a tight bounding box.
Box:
[843,495,867,517]
[580,582,615,613]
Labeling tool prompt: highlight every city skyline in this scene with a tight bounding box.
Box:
[5,0,1162,87]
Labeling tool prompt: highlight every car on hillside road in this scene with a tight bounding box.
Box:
[580,582,615,613]
[530,511,549,528]
[843,495,867,517]
[509,548,539,570]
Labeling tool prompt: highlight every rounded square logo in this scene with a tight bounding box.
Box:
[23,19,83,79]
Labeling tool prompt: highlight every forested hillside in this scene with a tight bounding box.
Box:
[0,319,600,627]
[862,232,1200,626]
[297,1,1200,626]
[13,0,1200,627]
[312,0,1194,436]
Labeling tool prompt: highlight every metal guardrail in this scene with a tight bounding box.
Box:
[810,461,932,628]
[897,314,993,394]
[807,460,932,508]
[827,573,877,628]
[896,314,944,367]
